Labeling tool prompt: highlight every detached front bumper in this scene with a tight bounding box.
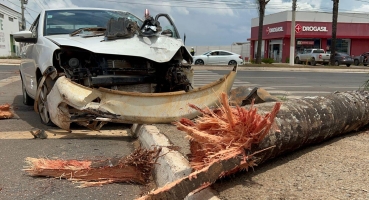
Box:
[47,66,238,131]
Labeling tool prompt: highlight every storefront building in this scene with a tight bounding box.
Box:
[249,11,369,63]
[0,3,21,57]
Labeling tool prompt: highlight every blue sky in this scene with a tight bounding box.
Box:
[2,0,369,46]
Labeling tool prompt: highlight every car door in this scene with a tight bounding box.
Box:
[219,51,233,65]
[20,14,40,99]
[207,51,220,65]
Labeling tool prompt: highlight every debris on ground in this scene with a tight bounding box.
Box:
[24,147,161,188]
[30,128,48,139]
[229,86,279,106]
[0,104,14,119]
[138,92,281,199]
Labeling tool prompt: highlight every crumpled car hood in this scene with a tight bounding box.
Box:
[45,34,188,63]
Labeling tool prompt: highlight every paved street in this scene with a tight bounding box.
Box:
[0,65,144,200]
[194,68,369,99]
[1,64,369,199]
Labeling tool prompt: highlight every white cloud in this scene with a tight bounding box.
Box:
[40,0,77,9]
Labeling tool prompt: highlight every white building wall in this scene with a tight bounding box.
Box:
[252,11,369,27]
[0,4,21,57]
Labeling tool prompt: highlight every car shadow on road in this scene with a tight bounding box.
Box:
[11,95,135,141]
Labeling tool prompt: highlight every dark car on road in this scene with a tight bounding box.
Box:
[333,52,354,67]
[353,52,369,66]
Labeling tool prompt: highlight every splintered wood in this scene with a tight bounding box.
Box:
[0,104,14,119]
[176,92,281,171]
[24,147,161,188]
[139,92,281,200]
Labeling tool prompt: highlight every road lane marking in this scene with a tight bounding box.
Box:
[0,75,20,88]
[0,129,132,139]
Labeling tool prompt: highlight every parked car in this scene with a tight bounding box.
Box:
[295,49,330,66]
[192,50,243,65]
[12,8,237,131]
[333,52,354,67]
[353,52,369,66]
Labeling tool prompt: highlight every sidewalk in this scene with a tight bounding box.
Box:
[0,59,21,65]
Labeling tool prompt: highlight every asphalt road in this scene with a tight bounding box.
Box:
[1,64,369,199]
[194,68,369,99]
[0,65,145,200]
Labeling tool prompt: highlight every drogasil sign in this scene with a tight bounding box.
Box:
[266,26,283,34]
[295,24,328,33]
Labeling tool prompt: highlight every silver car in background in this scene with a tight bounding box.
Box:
[192,50,243,65]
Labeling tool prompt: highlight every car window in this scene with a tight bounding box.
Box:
[219,51,232,56]
[30,14,40,38]
[203,51,210,55]
[339,53,349,57]
[44,10,143,36]
[210,51,219,56]
[313,50,324,53]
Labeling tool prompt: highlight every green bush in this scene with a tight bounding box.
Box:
[262,58,274,64]
[249,59,255,64]
[285,57,290,63]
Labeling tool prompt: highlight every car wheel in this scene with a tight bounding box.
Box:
[346,64,351,67]
[228,60,237,65]
[37,78,54,126]
[295,57,300,64]
[364,64,368,67]
[195,59,204,65]
[335,61,339,66]
[22,77,34,106]
[310,58,316,66]
[354,59,359,66]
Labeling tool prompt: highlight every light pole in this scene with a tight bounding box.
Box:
[20,0,28,30]
[289,0,297,66]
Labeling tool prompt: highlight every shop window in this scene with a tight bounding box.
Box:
[327,39,350,54]
[9,17,13,22]
[295,39,321,54]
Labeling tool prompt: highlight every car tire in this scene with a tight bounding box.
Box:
[346,64,351,67]
[310,58,316,66]
[295,57,300,64]
[195,59,204,65]
[21,77,34,106]
[37,77,54,126]
[354,59,359,66]
[228,60,237,65]
[364,64,368,67]
[335,61,340,66]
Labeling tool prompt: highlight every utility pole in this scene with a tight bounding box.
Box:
[20,0,28,30]
[289,0,297,66]
[330,0,339,66]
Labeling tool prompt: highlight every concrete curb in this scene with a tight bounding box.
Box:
[0,59,21,65]
[131,124,220,200]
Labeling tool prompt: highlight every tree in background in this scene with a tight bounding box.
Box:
[330,0,339,66]
[255,0,270,64]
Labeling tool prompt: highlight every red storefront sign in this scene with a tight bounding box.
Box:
[297,41,314,45]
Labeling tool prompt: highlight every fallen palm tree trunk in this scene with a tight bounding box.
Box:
[0,104,13,119]
[139,90,369,200]
[24,147,161,188]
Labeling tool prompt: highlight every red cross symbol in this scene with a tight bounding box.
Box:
[295,24,302,33]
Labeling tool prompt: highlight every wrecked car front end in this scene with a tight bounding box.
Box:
[17,8,238,131]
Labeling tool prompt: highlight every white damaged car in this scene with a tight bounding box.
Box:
[14,8,237,131]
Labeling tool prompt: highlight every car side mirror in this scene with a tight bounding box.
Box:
[13,31,37,43]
